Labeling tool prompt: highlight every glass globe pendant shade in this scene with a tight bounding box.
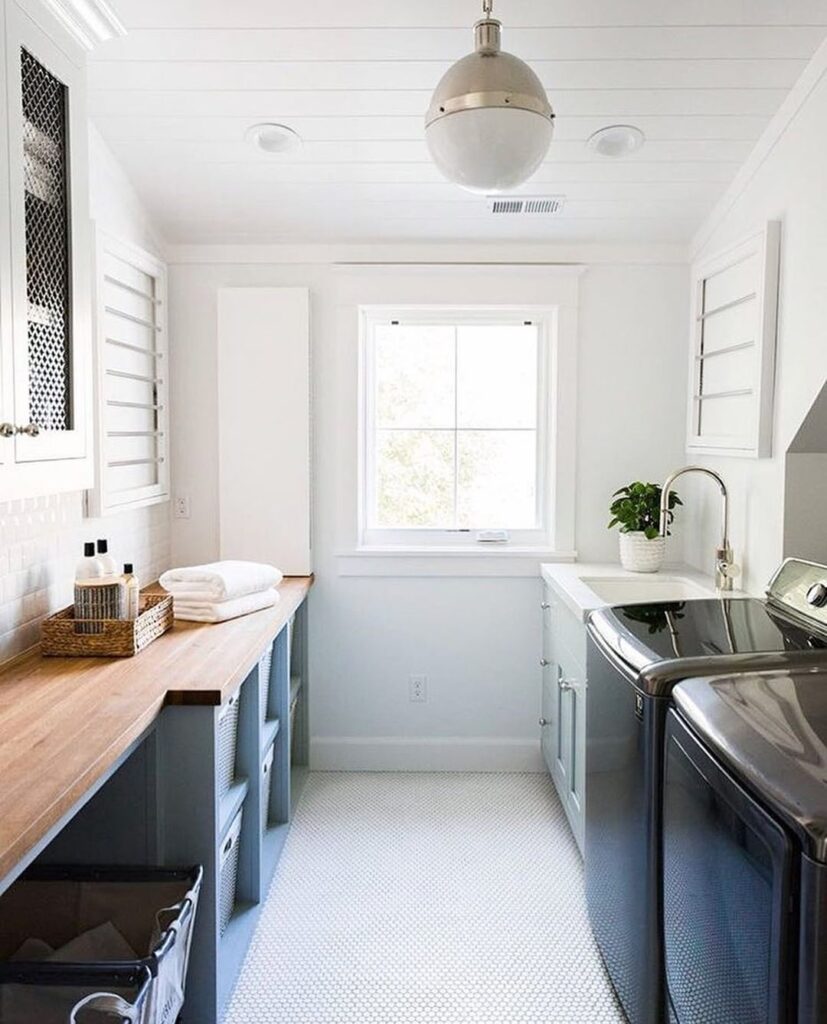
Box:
[425,10,554,193]
[426,107,553,194]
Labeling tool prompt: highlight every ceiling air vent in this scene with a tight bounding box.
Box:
[488,196,565,215]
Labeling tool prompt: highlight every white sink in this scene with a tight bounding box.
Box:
[579,575,714,605]
[540,562,748,622]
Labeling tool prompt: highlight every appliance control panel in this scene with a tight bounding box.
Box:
[767,559,827,629]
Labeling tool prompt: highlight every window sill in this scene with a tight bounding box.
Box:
[336,547,577,578]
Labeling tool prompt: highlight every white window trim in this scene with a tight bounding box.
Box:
[352,303,578,569]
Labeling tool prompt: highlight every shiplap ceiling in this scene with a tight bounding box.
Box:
[88,1,827,244]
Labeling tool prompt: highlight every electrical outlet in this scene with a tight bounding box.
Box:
[409,675,428,702]
[174,495,191,519]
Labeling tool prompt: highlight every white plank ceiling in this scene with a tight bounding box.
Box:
[89,1,827,244]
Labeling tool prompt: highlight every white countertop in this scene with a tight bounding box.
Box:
[540,561,749,622]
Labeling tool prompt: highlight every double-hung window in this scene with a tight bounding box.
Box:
[360,307,555,549]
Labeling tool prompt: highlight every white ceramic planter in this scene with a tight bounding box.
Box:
[619,532,666,573]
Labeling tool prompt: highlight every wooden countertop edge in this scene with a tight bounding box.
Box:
[0,575,313,884]
[2,694,168,881]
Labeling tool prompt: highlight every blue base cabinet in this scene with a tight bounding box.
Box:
[157,600,309,1023]
[19,598,310,1024]
[540,583,586,854]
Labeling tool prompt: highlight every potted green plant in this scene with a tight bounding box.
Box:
[608,481,682,573]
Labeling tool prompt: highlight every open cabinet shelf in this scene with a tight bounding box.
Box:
[153,597,310,1024]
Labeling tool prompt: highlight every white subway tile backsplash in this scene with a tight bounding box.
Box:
[0,492,171,665]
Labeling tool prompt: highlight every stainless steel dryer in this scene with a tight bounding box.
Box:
[666,664,827,1024]
[584,558,827,1024]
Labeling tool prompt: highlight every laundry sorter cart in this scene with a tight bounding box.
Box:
[0,864,202,1024]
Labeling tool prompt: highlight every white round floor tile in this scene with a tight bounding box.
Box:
[224,772,626,1024]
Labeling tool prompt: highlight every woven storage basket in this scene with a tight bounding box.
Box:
[41,594,174,657]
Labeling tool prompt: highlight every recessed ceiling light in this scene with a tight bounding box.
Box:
[586,125,645,158]
[245,123,302,154]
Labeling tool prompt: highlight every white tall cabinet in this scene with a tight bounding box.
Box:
[0,0,93,500]
[217,287,312,575]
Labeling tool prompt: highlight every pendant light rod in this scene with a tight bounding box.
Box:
[476,0,501,55]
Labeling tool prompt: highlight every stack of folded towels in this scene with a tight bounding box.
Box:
[159,560,283,622]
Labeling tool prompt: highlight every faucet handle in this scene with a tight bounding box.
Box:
[715,548,741,590]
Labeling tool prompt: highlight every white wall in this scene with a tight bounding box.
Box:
[168,246,688,770]
[683,48,827,592]
[0,128,170,664]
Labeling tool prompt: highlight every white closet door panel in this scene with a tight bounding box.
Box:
[697,393,754,440]
[108,462,159,492]
[107,434,158,462]
[103,283,156,323]
[703,253,758,311]
[103,339,159,376]
[687,222,779,458]
[103,309,158,351]
[89,232,169,514]
[106,402,157,433]
[218,286,311,575]
[699,346,755,395]
[105,373,155,406]
[701,298,756,353]
[102,254,155,298]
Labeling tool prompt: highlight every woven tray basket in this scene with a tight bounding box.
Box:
[41,594,174,657]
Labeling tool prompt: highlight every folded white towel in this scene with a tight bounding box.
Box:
[160,560,283,602]
[173,588,279,623]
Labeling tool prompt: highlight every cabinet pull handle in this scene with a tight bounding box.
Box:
[16,422,40,437]
[539,658,550,667]
[0,423,14,438]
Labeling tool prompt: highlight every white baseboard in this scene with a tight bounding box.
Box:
[310,736,545,773]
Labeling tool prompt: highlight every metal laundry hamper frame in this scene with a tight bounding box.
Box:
[0,864,203,1024]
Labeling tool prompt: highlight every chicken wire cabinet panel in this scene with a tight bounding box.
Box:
[0,0,93,499]
[217,287,312,575]
[0,6,12,476]
[687,221,780,458]
[89,232,170,515]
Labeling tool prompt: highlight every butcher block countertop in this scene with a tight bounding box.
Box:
[0,575,312,887]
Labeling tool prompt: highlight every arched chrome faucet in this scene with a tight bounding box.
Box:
[659,466,738,591]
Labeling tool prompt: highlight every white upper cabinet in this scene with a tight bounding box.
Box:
[687,221,780,458]
[0,5,12,473]
[0,0,93,500]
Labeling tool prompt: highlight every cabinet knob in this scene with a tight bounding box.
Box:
[539,717,549,727]
[559,678,575,692]
[540,601,550,610]
[0,423,14,438]
[16,422,40,437]
[539,657,550,667]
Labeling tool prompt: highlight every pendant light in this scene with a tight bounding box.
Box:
[425,0,554,194]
